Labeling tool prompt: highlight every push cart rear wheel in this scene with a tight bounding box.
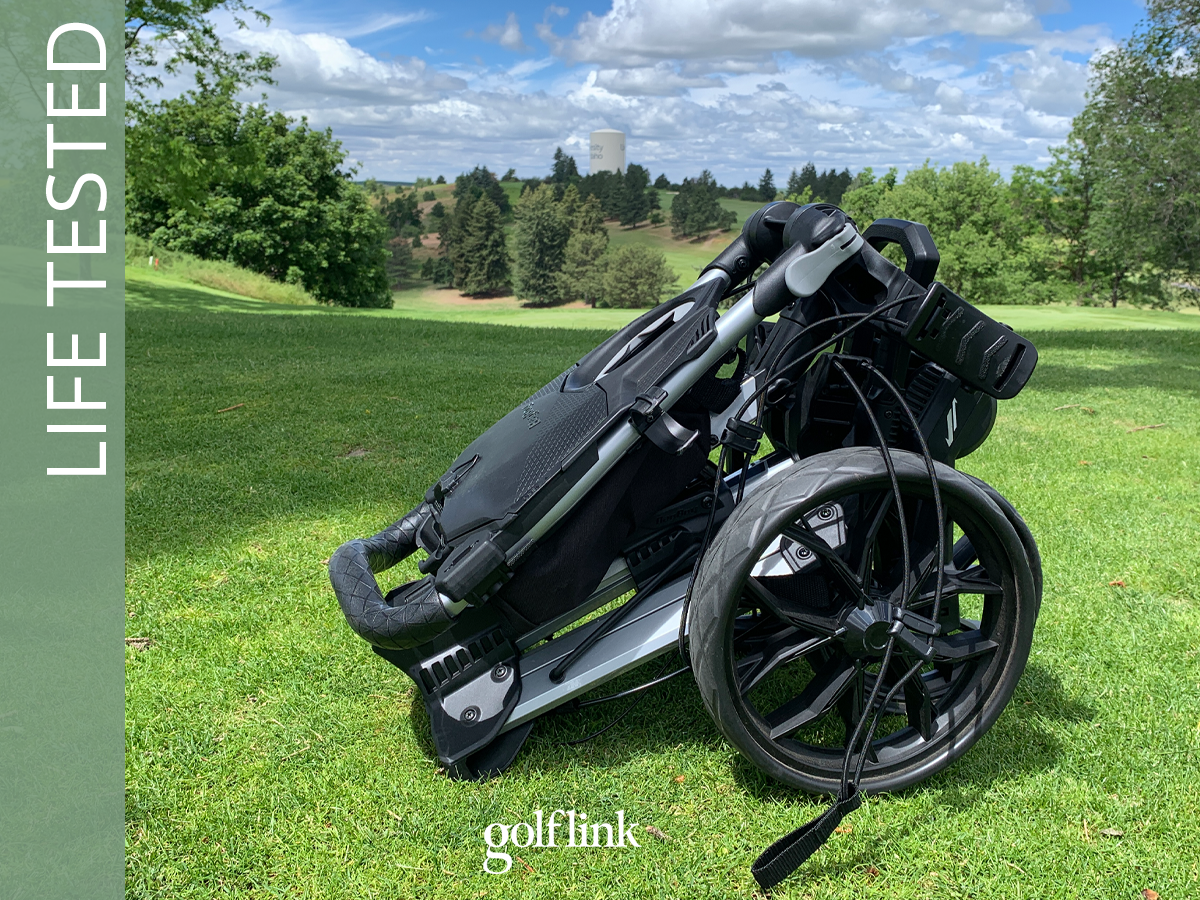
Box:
[688,448,1038,794]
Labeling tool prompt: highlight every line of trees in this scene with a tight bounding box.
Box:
[429,160,678,307]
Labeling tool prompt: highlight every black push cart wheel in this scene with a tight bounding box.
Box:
[688,448,1039,794]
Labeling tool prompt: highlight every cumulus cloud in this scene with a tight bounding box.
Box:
[229,28,467,106]
[207,0,1113,181]
[1004,47,1090,116]
[595,64,726,95]
[545,0,1044,68]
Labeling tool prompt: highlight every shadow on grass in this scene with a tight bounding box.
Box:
[399,654,1092,809]
[401,651,725,775]
[126,275,332,315]
[723,662,1093,806]
[1021,330,1200,397]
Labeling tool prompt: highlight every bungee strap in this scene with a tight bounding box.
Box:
[750,786,862,891]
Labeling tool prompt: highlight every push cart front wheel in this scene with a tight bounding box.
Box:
[688,448,1038,795]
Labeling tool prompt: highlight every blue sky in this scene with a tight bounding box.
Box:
[198,0,1147,183]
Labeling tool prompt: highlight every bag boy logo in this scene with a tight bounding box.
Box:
[483,810,640,874]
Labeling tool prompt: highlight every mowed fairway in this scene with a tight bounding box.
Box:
[126,303,1200,898]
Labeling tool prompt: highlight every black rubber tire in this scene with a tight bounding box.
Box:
[964,473,1043,609]
[688,448,1038,795]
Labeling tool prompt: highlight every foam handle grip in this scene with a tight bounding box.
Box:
[329,504,453,650]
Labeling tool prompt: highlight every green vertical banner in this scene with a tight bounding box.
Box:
[0,2,124,898]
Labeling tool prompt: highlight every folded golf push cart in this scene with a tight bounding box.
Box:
[330,201,1041,887]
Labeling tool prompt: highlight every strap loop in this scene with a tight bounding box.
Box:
[750,786,862,891]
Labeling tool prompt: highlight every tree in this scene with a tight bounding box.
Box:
[847,159,1031,304]
[670,170,737,238]
[618,163,652,226]
[435,175,446,184]
[125,85,390,307]
[125,0,277,99]
[557,194,610,306]
[551,147,581,185]
[601,245,677,308]
[578,170,624,218]
[1070,0,1200,305]
[382,190,422,238]
[385,236,415,287]
[420,256,454,285]
[454,166,510,215]
[795,162,818,198]
[654,174,672,190]
[501,168,518,182]
[816,168,853,205]
[785,168,804,198]
[758,168,777,203]
[513,184,569,305]
[1010,140,1096,288]
[459,196,510,295]
[840,167,898,229]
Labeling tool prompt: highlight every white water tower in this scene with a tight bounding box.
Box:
[590,129,625,174]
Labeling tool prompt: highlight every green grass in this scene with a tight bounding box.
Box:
[130,264,1200,336]
[125,237,317,306]
[126,285,1200,899]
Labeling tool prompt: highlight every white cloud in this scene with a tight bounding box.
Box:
[230,28,467,105]
[1004,47,1091,116]
[545,0,1044,68]
[204,0,1114,182]
[338,11,434,39]
[594,64,726,95]
[471,12,530,53]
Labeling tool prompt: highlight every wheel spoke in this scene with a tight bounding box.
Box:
[780,522,870,606]
[744,577,843,636]
[911,565,1003,606]
[903,671,937,740]
[930,630,999,662]
[737,629,834,695]
[765,655,857,739]
[853,493,894,583]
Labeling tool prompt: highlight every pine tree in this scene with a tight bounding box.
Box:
[556,194,609,306]
[618,163,651,226]
[670,170,737,238]
[758,168,776,203]
[551,147,581,184]
[513,184,568,305]
[460,195,510,295]
[439,189,474,289]
[786,168,803,197]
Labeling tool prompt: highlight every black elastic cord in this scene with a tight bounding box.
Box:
[677,445,728,666]
[830,359,910,788]
[558,655,675,746]
[743,292,922,422]
[751,357,920,888]
[572,664,689,709]
[549,552,691,684]
[857,360,947,622]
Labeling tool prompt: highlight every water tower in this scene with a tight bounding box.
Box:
[589,129,625,174]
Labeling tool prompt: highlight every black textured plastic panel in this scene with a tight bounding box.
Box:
[526,370,568,404]
[512,385,609,506]
[635,312,710,397]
